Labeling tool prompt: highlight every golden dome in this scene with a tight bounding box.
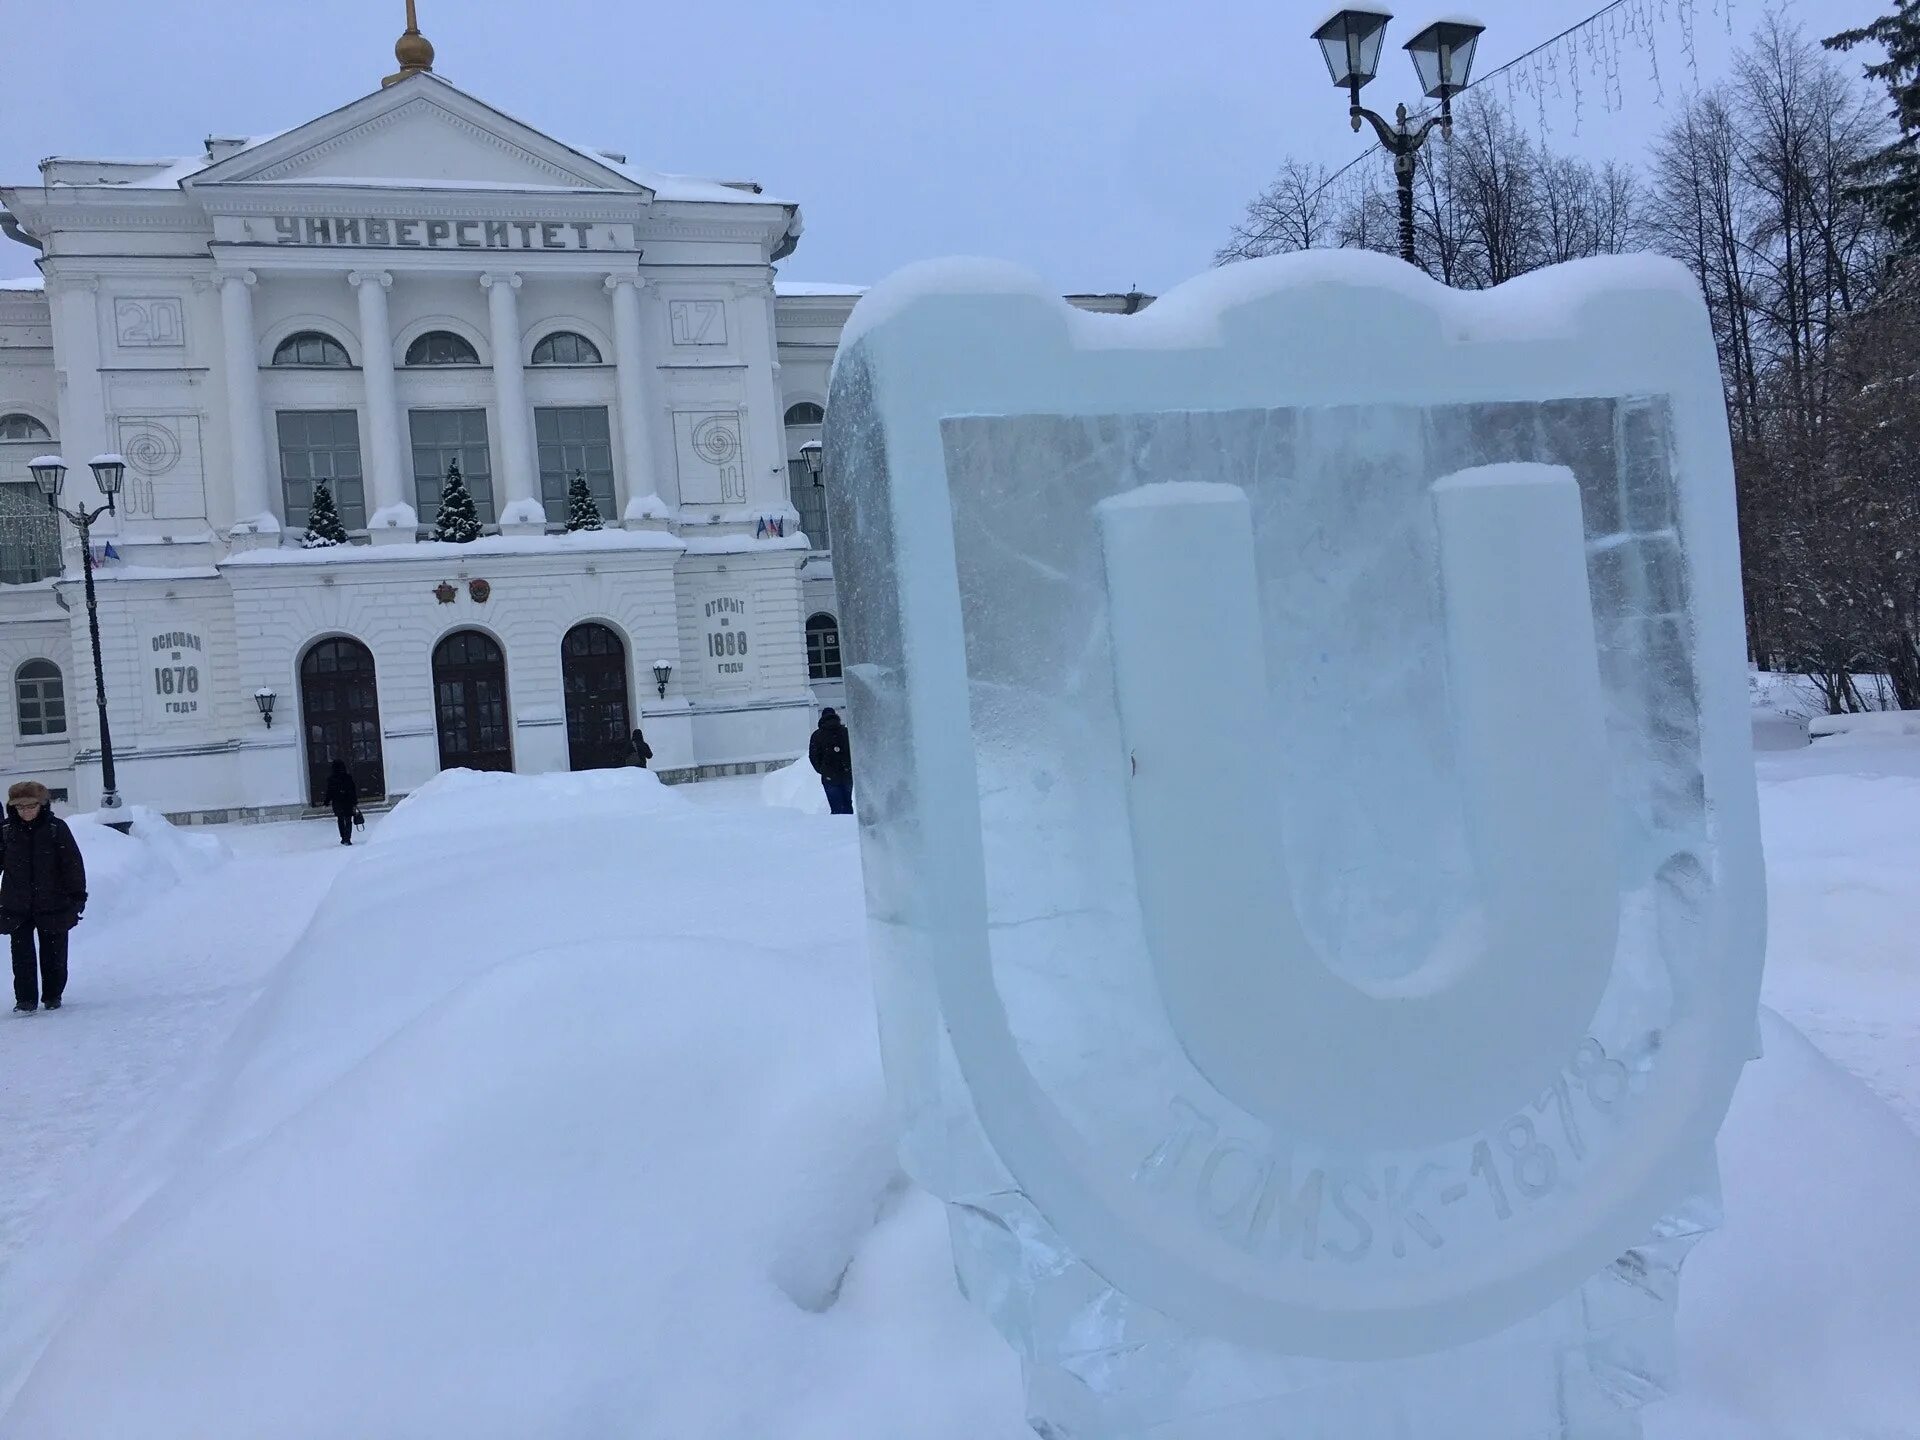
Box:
[383,0,435,86]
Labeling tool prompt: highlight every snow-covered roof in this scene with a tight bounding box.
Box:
[26,77,788,209]
[775,282,868,299]
[219,528,807,568]
[0,276,45,291]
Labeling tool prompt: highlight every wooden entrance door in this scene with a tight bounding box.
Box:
[300,637,386,804]
[433,630,513,773]
[562,622,632,771]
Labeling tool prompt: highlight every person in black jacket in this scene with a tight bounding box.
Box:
[323,759,359,846]
[631,728,653,770]
[2,780,87,1013]
[808,708,854,815]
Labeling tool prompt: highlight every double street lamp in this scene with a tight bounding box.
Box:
[27,453,128,819]
[1311,10,1486,267]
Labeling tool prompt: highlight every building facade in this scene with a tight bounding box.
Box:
[0,48,1144,820]
[0,60,879,818]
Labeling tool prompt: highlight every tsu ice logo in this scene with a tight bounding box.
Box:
[825,253,1764,1402]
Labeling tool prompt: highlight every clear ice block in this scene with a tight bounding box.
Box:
[824,252,1765,1438]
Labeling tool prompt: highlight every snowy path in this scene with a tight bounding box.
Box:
[0,821,350,1273]
[1754,738,1920,1133]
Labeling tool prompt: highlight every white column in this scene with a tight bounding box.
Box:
[349,269,413,541]
[218,268,275,535]
[735,278,786,512]
[606,273,661,518]
[481,271,541,528]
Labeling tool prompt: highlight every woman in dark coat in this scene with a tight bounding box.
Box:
[2,780,88,1013]
[631,728,653,769]
[323,759,359,846]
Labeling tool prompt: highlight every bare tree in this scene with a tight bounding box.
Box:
[1215,159,1350,263]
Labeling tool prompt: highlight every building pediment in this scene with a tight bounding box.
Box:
[186,74,649,198]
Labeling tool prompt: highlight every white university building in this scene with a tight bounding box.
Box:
[0,23,1142,820]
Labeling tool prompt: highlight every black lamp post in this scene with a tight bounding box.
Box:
[28,453,128,822]
[1312,10,1485,268]
[797,439,828,550]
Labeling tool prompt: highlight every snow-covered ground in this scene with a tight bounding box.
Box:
[0,737,1914,1438]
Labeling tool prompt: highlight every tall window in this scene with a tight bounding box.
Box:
[0,413,52,441]
[535,406,614,524]
[272,331,351,367]
[805,612,842,682]
[785,401,829,550]
[404,330,481,366]
[531,331,602,365]
[15,659,66,737]
[277,411,366,531]
[0,414,62,584]
[410,409,495,526]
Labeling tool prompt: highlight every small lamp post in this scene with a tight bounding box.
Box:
[652,660,672,699]
[29,454,129,823]
[1311,10,1485,268]
[254,688,277,728]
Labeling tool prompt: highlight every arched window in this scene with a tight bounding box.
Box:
[272,331,351,367]
[433,630,512,772]
[784,402,826,427]
[300,637,385,802]
[405,330,481,367]
[561,622,631,771]
[531,331,602,366]
[0,415,62,584]
[805,613,842,682]
[15,659,66,737]
[0,413,52,441]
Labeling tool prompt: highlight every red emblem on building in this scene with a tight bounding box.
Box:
[469,578,491,603]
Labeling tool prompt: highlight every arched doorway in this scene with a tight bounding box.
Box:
[562,622,632,771]
[300,638,386,804]
[433,630,513,773]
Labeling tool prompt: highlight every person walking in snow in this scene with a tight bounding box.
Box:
[808,707,854,816]
[2,780,88,1013]
[630,727,653,769]
[323,758,359,847]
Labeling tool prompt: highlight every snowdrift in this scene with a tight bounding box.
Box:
[63,805,230,929]
[762,753,828,813]
[2,772,1916,1438]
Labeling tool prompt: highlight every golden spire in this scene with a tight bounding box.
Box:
[382,0,435,87]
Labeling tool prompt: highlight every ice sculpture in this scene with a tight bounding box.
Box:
[824,251,1764,1439]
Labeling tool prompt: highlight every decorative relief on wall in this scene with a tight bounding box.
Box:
[113,296,185,349]
[114,415,206,521]
[668,299,727,346]
[672,410,747,505]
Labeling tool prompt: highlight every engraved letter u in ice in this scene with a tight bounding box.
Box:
[1098,465,1619,1148]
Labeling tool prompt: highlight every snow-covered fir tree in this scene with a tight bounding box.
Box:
[1828,3,1920,251]
[300,479,349,549]
[565,469,603,531]
[433,458,482,543]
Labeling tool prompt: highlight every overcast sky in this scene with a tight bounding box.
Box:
[0,0,1888,292]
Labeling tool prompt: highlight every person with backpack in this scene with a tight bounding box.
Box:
[2,780,88,1014]
[323,759,360,846]
[808,708,854,815]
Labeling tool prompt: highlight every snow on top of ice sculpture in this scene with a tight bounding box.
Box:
[838,248,1708,362]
